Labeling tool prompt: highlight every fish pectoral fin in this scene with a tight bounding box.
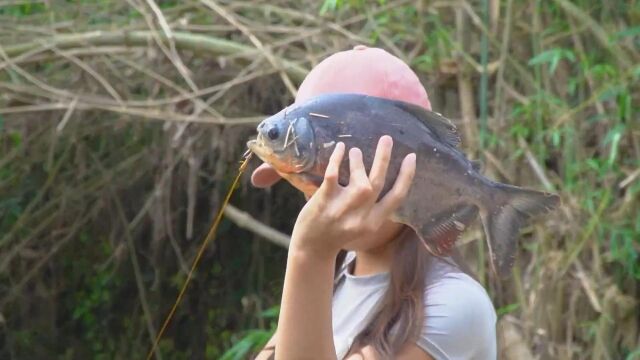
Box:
[418,205,479,256]
[391,100,461,148]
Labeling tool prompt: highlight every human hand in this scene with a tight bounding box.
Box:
[251,163,282,188]
[289,135,416,259]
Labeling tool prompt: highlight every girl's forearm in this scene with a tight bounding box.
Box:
[275,247,337,360]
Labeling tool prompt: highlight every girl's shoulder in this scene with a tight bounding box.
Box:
[419,257,497,360]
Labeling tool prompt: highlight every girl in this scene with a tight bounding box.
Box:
[252,46,497,360]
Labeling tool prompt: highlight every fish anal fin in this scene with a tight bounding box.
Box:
[391,100,461,148]
[418,205,479,256]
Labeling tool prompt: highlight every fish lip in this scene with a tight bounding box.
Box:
[247,132,265,149]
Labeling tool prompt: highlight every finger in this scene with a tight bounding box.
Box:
[321,142,345,191]
[368,135,393,195]
[373,153,416,219]
[348,147,370,187]
[251,163,282,188]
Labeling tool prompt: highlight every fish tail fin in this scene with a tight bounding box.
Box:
[482,184,560,277]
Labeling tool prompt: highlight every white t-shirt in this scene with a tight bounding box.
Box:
[332,252,497,359]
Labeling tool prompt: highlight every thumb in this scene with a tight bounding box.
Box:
[251,163,282,188]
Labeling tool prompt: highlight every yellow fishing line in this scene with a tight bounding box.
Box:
[146,153,253,360]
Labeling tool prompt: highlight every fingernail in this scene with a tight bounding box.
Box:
[408,153,416,162]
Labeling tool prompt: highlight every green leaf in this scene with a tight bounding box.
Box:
[598,85,624,102]
[221,330,274,360]
[260,305,280,319]
[528,48,575,74]
[613,26,640,41]
[497,303,519,316]
[9,132,22,148]
[320,0,340,14]
[604,125,625,166]
[528,50,558,66]
[625,346,640,359]
[551,129,561,147]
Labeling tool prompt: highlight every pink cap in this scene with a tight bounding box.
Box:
[296,45,431,109]
[251,46,431,188]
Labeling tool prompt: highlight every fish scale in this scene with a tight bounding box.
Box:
[248,93,560,277]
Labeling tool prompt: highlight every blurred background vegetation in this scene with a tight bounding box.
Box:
[0,0,638,359]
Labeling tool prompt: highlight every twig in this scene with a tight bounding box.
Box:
[559,188,611,277]
[552,67,636,129]
[111,55,269,108]
[3,46,135,67]
[498,316,535,360]
[241,3,370,44]
[482,149,513,183]
[223,205,290,248]
[0,101,265,124]
[455,8,478,153]
[56,96,78,132]
[202,56,265,108]
[4,31,309,82]
[0,43,77,100]
[518,136,555,192]
[132,0,198,92]
[252,0,412,60]
[567,17,606,118]
[574,261,602,313]
[552,0,632,69]
[50,47,124,104]
[186,152,201,240]
[111,180,163,360]
[0,207,96,308]
[200,0,297,97]
[0,147,71,249]
[619,167,640,189]
[492,0,513,126]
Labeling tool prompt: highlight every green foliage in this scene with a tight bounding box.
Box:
[0,2,47,16]
[496,303,519,316]
[320,0,385,14]
[0,1,638,359]
[528,48,576,74]
[219,306,279,359]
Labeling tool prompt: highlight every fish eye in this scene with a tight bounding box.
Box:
[267,127,279,140]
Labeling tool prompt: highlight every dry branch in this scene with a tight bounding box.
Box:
[4,30,309,82]
[224,205,290,248]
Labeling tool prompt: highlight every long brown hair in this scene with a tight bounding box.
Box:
[344,226,431,359]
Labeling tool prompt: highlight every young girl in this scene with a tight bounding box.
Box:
[251,46,497,360]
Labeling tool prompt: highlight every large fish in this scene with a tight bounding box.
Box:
[247,93,559,276]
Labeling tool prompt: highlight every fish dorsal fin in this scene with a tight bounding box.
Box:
[391,100,461,148]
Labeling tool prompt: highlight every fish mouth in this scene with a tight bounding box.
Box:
[247,132,286,155]
[246,133,272,161]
